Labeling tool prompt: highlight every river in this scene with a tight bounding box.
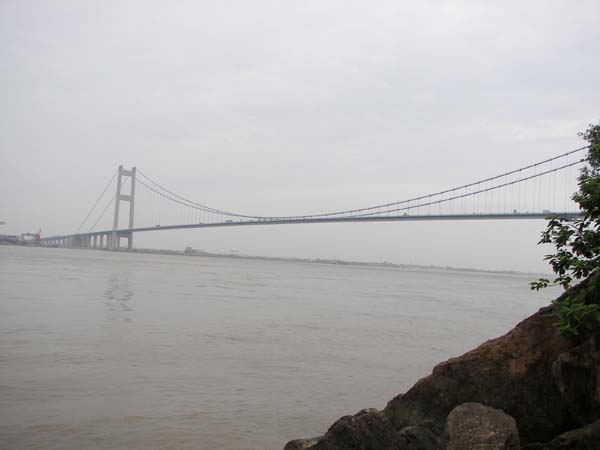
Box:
[0,245,557,450]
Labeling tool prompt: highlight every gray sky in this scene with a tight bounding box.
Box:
[1,0,599,272]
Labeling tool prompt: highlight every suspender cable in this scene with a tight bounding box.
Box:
[75,169,118,234]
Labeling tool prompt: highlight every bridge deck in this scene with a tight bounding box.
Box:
[40,212,581,241]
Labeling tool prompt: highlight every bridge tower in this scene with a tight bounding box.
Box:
[110,165,136,250]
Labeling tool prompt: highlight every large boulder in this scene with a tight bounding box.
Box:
[445,403,519,450]
[385,303,575,444]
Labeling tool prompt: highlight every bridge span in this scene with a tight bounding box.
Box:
[39,146,587,249]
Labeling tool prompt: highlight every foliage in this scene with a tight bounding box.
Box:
[553,272,600,339]
[530,121,600,338]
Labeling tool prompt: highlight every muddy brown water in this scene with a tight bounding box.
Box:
[0,245,557,450]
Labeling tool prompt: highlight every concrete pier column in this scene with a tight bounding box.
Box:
[93,235,97,248]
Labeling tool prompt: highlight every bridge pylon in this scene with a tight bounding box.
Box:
[109,165,136,250]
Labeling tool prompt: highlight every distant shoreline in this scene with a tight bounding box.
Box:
[2,242,549,276]
[129,246,547,277]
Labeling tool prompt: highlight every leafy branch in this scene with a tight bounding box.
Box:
[531,121,600,338]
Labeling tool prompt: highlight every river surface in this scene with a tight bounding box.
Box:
[0,245,558,450]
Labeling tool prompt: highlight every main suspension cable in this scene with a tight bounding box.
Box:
[136,145,588,222]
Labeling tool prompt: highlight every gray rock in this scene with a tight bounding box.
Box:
[284,437,322,450]
[446,403,519,450]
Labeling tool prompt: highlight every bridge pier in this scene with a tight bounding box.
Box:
[110,165,136,251]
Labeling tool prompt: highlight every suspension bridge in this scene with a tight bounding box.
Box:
[39,147,588,249]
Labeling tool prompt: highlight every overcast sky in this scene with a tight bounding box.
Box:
[1,0,599,272]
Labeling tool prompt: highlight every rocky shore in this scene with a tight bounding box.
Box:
[284,278,600,450]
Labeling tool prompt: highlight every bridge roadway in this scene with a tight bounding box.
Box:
[40,211,581,246]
